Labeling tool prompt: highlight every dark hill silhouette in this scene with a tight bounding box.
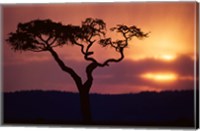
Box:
[3,90,194,128]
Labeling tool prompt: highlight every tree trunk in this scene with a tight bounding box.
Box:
[79,90,92,124]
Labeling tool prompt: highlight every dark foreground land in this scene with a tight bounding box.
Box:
[3,90,195,128]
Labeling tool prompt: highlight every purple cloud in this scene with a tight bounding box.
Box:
[3,54,196,94]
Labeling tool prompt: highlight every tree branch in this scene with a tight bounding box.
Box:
[83,62,98,93]
[27,49,46,52]
[47,35,53,42]
[49,37,57,46]
[84,54,99,64]
[47,47,83,92]
[102,48,124,66]
[85,40,96,56]
[82,47,124,92]
[84,38,126,67]
[36,34,47,44]
[73,40,86,55]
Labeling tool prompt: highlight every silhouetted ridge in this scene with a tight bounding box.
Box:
[4,90,195,127]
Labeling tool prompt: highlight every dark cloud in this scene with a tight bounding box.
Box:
[3,54,195,93]
[95,54,194,77]
[92,54,195,92]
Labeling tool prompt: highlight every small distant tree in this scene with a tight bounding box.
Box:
[7,18,148,123]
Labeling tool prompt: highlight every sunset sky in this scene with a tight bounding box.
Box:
[3,2,198,94]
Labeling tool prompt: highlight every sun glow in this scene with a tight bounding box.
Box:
[160,55,176,61]
[128,54,177,62]
[141,72,178,82]
[154,54,177,61]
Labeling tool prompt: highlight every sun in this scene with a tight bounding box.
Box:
[141,72,178,82]
[160,54,176,61]
[154,54,177,61]
[128,53,177,62]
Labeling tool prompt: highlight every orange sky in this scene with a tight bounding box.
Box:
[3,2,198,94]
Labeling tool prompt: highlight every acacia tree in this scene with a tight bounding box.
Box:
[7,18,148,123]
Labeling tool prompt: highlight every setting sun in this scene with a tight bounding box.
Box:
[160,55,176,61]
[141,72,178,82]
[153,54,177,61]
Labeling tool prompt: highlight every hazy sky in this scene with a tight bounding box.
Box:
[3,2,198,94]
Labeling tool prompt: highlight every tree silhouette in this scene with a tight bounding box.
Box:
[7,18,148,123]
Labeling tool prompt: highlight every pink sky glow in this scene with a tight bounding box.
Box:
[3,2,198,94]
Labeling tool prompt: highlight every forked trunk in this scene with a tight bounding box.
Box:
[79,90,92,123]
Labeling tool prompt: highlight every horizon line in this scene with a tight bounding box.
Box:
[3,89,195,95]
